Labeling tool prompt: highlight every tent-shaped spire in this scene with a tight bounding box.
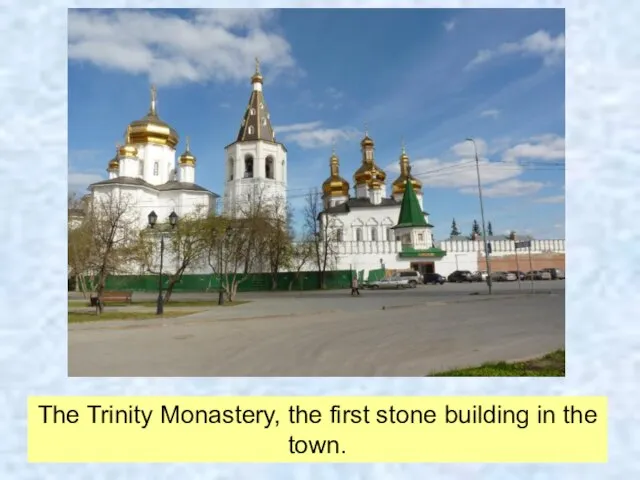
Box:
[394,168,427,228]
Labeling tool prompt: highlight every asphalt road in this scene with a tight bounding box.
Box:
[68,281,565,377]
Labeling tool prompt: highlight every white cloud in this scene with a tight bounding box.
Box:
[274,121,360,149]
[273,121,323,134]
[535,195,565,204]
[68,9,298,86]
[466,30,565,70]
[386,156,522,190]
[450,138,488,157]
[443,20,456,32]
[384,134,563,199]
[462,179,544,198]
[502,134,565,163]
[69,172,103,193]
[480,109,500,119]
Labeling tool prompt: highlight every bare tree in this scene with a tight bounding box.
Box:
[68,193,92,296]
[83,190,140,312]
[136,209,209,304]
[202,214,252,302]
[304,189,339,289]
[262,197,294,290]
[287,239,314,291]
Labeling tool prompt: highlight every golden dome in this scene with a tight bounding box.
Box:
[322,151,350,197]
[251,57,263,84]
[118,126,138,157]
[179,136,196,166]
[106,148,119,172]
[127,85,179,148]
[392,145,422,195]
[354,159,386,185]
[107,158,119,172]
[360,135,374,147]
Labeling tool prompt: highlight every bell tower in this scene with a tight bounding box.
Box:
[223,58,287,218]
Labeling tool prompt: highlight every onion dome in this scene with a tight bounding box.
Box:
[368,165,386,190]
[179,136,196,166]
[360,134,374,148]
[392,143,422,195]
[127,85,179,148]
[118,126,138,158]
[354,131,386,186]
[251,57,263,85]
[106,147,119,173]
[322,149,350,197]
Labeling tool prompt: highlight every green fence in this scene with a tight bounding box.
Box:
[366,268,386,283]
[85,270,356,293]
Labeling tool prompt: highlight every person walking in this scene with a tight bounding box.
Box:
[351,275,360,296]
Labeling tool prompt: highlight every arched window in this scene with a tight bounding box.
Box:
[260,102,264,109]
[371,228,378,241]
[336,229,344,242]
[153,162,159,176]
[228,157,235,181]
[262,118,267,126]
[244,155,254,178]
[250,108,256,115]
[356,228,363,241]
[387,228,393,241]
[247,125,254,135]
[265,156,274,179]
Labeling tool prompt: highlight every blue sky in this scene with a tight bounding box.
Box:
[68,8,565,240]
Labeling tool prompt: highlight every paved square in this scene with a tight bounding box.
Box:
[68,281,565,376]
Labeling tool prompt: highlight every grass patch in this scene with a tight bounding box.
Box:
[68,310,200,323]
[430,350,565,377]
[68,299,249,308]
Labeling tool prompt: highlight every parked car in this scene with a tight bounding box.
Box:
[509,270,526,281]
[396,270,422,287]
[471,271,488,282]
[491,271,516,282]
[370,276,414,289]
[525,270,552,280]
[423,273,445,285]
[447,270,474,283]
[542,268,565,280]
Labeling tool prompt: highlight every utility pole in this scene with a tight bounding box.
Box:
[466,138,492,294]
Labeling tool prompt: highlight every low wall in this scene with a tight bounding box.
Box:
[487,253,565,272]
[85,270,356,293]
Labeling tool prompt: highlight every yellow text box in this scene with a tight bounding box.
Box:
[28,396,607,463]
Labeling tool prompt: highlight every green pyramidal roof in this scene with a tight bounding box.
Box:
[394,176,427,228]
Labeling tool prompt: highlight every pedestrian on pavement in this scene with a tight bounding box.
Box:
[351,275,360,296]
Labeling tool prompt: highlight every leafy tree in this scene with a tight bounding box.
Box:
[137,209,209,304]
[450,218,460,237]
[487,221,494,236]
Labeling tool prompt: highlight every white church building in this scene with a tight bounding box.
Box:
[319,134,447,276]
[88,85,218,229]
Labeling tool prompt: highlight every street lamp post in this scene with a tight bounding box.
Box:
[148,210,178,315]
[465,138,493,294]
